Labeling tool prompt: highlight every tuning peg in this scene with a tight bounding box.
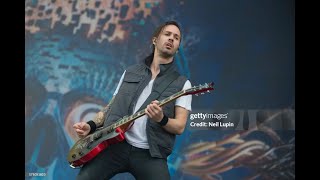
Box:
[195,94,198,96]
[207,90,210,93]
[201,92,204,95]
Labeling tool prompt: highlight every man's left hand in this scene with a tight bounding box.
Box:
[145,100,164,122]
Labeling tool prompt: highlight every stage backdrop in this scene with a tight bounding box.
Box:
[25,0,295,179]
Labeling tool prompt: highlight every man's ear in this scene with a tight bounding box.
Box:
[152,37,157,45]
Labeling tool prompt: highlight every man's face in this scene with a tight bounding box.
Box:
[154,24,181,57]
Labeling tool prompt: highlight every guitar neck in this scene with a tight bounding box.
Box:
[99,90,186,134]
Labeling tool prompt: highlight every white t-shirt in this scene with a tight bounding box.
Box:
[113,70,192,149]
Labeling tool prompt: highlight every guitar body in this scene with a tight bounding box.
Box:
[67,127,126,168]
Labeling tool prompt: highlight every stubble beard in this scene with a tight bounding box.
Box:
[159,48,176,59]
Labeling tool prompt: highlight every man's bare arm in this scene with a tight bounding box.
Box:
[162,106,189,135]
[146,101,190,135]
[92,96,115,127]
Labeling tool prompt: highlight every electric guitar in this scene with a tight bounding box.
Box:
[67,82,214,168]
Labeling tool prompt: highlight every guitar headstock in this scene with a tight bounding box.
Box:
[185,82,214,96]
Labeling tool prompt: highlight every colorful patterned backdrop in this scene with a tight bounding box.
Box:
[25,0,295,179]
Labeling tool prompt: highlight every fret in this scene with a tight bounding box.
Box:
[158,91,184,106]
[138,110,144,115]
[121,118,127,125]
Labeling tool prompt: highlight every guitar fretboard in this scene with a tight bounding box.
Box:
[98,90,186,134]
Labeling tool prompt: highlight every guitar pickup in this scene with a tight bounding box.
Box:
[86,132,102,149]
[93,132,102,140]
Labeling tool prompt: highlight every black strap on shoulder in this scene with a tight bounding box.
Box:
[137,71,179,112]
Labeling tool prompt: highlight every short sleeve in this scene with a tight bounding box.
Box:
[175,80,192,111]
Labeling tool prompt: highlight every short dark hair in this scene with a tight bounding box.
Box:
[151,20,182,52]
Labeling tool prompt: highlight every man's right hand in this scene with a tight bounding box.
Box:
[73,122,91,138]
